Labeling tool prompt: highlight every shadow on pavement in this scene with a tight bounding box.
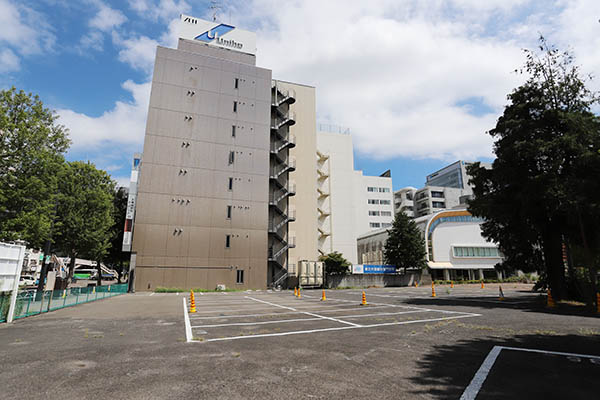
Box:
[409,333,600,399]
[405,295,600,319]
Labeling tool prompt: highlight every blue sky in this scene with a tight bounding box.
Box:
[2,0,599,189]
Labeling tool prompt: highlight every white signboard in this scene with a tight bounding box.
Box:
[0,242,25,323]
[179,14,257,55]
[352,264,364,274]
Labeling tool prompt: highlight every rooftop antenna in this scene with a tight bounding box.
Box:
[210,1,221,22]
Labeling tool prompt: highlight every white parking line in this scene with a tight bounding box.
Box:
[246,296,361,327]
[460,346,600,400]
[192,317,322,328]
[188,305,395,320]
[182,297,192,343]
[190,310,429,328]
[202,313,480,342]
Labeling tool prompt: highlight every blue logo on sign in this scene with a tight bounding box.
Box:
[195,24,235,42]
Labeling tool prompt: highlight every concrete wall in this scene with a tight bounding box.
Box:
[326,272,422,289]
[132,40,271,291]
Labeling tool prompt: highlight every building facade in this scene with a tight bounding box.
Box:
[394,160,490,218]
[131,17,272,291]
[357,208,503,280]
[316,130,393,264]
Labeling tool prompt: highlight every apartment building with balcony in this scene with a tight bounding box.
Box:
[394,161,490,218]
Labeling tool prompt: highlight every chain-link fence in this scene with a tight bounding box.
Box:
[0,283,128,322]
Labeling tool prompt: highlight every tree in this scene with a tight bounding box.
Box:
[54,161,116,282]
[104,186,130,283]
[319,252,351,277]
[467,37,600,304]
[383,212,427,272]
[0,88,70,247]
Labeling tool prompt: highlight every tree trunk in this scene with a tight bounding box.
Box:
[542,228,567,300]
[68,254,76,281]
[96,261,102,287]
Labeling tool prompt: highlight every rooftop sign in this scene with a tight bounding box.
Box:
[179,14,257,55]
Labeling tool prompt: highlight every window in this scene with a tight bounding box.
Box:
[228,177,233,190]
[225,234,231,248]
[368,199,379,205]
[406,192,414,200]
[381,211,392,216]
[379,187,390,193]
[231,125,236,137]
[432,201,446,208]
[368,210,380,216]
[370,222,381,228]
[382,223,392,228]
[226,205,232,219]
[431,191,444,198]
[234,78,239,89]
[233,101,238,112]
[453,246,499,258]
[367,187,377,192]
[229,151,235,165]
[380,200,391,205]
[236,269,244,284]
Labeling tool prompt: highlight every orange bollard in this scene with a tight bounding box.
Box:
[189,290,196,313]
[450,281,454,289]
[360,291,367,306]
[414,281,418,288]
[481,281,485,289]
[547,289,555,308]
[321,289,326,301]
[431,285,436,297]
[294,287,297,297]
[499,286,505,301]
[297,287,301,299]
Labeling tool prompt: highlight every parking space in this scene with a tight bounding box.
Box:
[3,283,599,400]
[461,346,600,399]
[183,289,482,342]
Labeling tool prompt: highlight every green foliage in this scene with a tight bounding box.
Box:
[467,37,600,304]
[383,212,427,271]
[0,87,70,247]
[319,251,351,276]
[104,187,129,282]
[54,161,116,278]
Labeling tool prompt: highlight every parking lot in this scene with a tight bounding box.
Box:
[1,284,599,399]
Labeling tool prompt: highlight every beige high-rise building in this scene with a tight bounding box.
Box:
[277,81,319,286]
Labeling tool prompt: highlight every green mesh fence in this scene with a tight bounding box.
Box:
[1,283,128,322]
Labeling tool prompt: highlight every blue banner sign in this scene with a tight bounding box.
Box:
[352,265,396,274]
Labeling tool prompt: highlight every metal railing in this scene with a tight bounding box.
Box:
[0,284,128,322]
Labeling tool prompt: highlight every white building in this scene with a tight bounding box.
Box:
[357,208,503,280]
[316,129,393,264]
[394,161,490,218]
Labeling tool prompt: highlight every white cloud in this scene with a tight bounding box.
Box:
[126,0,191,22]
[89,2,127,32]
[59,0,600,169]
[57,80,151,150]
[78,1,127,51]
[0,48,19,72]
[0,0,55,70]
[113,17,180,75]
